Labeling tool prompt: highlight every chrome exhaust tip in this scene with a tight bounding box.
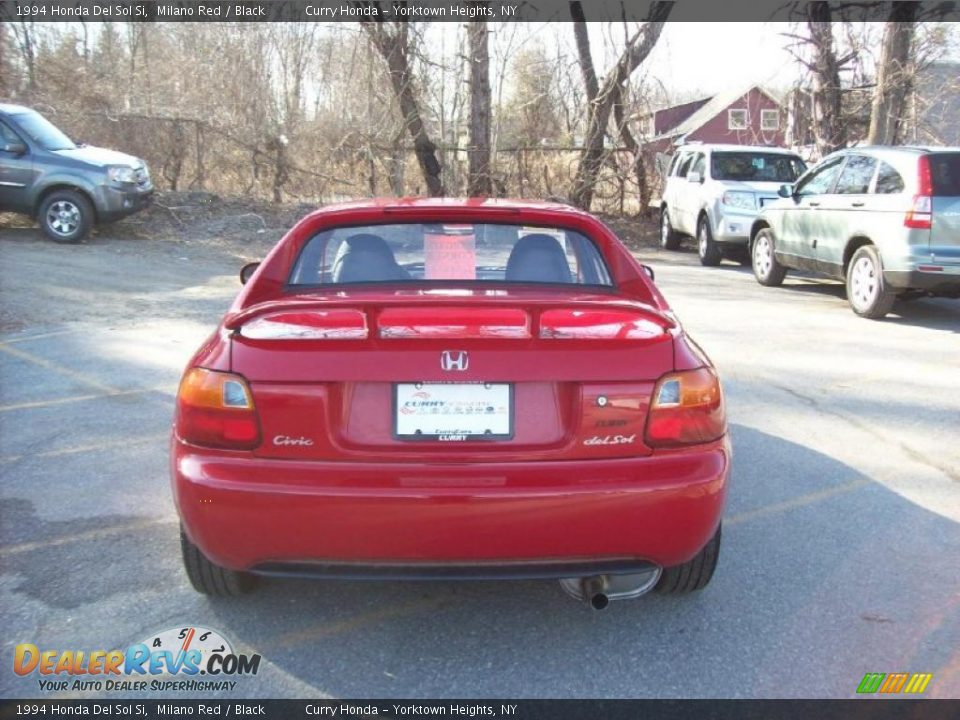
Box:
[559,566,661,608]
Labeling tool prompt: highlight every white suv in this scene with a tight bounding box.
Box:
[659,144,806,266]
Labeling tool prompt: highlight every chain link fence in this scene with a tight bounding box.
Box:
[50,111,651,215]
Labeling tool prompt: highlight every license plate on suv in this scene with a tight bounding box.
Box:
[394,383,513,441]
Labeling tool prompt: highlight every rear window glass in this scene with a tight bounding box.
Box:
[929,153,960,197]
[711,152,806,182]
[289,223,613,287]
[874,162,905,194]
[835,155,877,194]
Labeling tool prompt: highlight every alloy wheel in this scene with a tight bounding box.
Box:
[46,200,81,237]
[850,256,879,311]
[754,234,773,278]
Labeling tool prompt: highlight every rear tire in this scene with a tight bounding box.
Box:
[846,245,896,319]
[656,524,721,594]
[38,190,94,243]
[697,215,722,266]
[752,228,787,287]
[660,208,680,250]
[180,526,256,597]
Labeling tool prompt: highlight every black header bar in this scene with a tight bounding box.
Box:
[0,0,957,23]
[3,699,960,719]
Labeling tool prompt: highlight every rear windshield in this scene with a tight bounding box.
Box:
[289,223,613,287]
[11,111,76,151]
[711,152,806,182]
[929,153,960,197]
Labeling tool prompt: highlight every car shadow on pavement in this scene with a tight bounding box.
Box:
[174,424,960,699]
[775,280,959,332]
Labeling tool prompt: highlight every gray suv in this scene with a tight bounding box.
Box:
[0,104,153,243]
[750,147,960,319]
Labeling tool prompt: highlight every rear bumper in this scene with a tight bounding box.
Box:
[172,437,730,573]
[885,269,960,295]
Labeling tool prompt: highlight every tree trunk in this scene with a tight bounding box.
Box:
[612,84,649,217]
[867,3,918,145]
[361,15,444,197]
[569,1,670,211]
[807,2,847,156]
[11,20,38,92]
[467,17,492,197]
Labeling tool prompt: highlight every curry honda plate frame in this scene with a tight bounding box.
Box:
[393,381,514,441]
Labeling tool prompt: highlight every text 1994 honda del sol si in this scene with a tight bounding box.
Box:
[171,198,730,609]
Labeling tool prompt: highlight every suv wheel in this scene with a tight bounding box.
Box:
[697,215,722,266]
[846,245,895,319]
[38,190,94,243]
[181,526,256,596]
[660,208,680,250]
[656,524,721,594]
[752,229,787,287]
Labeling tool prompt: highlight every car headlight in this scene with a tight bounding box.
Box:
[721,191,756,210]
[108,166,138,183]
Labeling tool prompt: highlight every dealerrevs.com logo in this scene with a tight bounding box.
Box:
[14,626,261,693]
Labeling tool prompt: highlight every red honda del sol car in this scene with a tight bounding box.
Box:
[171,198,730,609]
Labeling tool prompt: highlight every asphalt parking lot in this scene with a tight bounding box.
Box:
[1,223,959,699]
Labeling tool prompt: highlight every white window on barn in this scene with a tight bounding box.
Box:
[728,109,749,130]
[761,109,780,131]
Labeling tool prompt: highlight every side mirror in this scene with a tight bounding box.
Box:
[778,184,793,199]
[642,264,655,281]
[687,171,703,184]
[2,141,27,155]
[240,262,260,285]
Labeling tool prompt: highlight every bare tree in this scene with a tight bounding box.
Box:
[360,5,444,196]
[0,22,9,96]
[467,15,492,196]
[10,20,38,92]
[805,3,848,155]
[568,1,671,210]
[867,3,918,145]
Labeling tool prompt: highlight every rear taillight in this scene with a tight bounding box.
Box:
[904,195,932,230]
[539,309,668,340]
[239,310,368,340]
[175,368,260,450]
[644,367,726,448]
[905,157,933,230]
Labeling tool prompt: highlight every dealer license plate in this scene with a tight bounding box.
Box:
[394,383,513,441]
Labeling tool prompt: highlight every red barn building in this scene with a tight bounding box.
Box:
[639,85,787,150]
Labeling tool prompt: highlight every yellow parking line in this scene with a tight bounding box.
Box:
[0,343,118,394]
[0,387,161,412]
[0,431,169,464]
[726,478,870,527]
[0,517,177,558]
[0,329,81,345]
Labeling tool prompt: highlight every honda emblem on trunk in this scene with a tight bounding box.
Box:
[440,350,469,372]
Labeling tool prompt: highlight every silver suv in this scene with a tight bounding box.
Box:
[0,104,153,243]
[749,147,960,319]
[659,144,806,266]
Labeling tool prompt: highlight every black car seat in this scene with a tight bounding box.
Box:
[331,233,410,283]
[505,234,572,284]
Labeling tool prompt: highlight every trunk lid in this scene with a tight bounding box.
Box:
[227,289,675,462]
